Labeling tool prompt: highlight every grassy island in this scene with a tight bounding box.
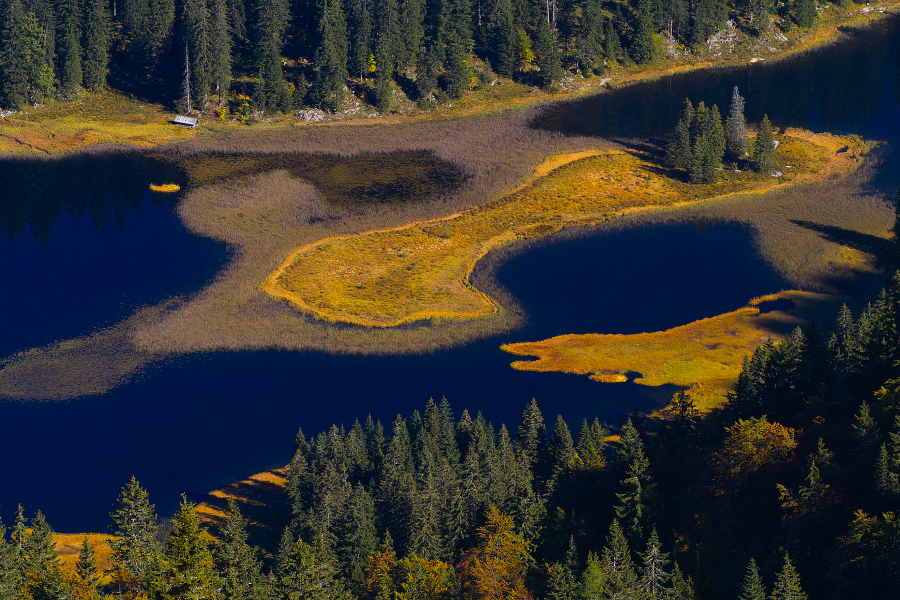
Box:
[262,130,862,327]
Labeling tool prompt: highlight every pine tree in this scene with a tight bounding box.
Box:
[75,537,101,598]
[770,555,807,600]
[109,476,161,598]
[80,0,109,90]
[0,0,56,108]
[614,421,653,542]
[517,399,548,476]
[277,535,350,600]
[726,86,748,161]
[56,0,82,95]
[666,98,693,171]
[160,497,220,600]
[739,559,766,600]
[640,529,670,599]
[209,0,232,103]
[533,18,561,89]
[796,0,816,29]
[311,0,349,111]
[631,0,656,64]
[599,520,640,596]
[24,511,70,600]
[346,0,372,79]
[752,114,776,173]
[545,561,578,600]
[0,517,22,600]
[549,415,576,491]
[216,500,268,600]
[338,484,378,590]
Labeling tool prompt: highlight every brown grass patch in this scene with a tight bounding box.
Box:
[53,533,116,576]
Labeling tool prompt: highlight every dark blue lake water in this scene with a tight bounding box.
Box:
[1,16,899,532]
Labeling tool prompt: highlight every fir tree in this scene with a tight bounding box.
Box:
[517,399,548,475]
[277,535,350,600]
[0,516,21,600]
[216,500,268,600]
[666,98,693,171]
[549,415,576,490]
[56,0,82,95]
[740,559,766,600]
[75,537,101,597]
[346,0,372,79]
[109,476,161,598]
[726,85,748,161]
[599,520,640,597]
[24,511,70,600]
[640,529,670,599]
[80,0,109,90]
[161,497,220,600]
[770,555,807,600]
[0,0,56,108]
[796,0,816,29]
[532,18,562,89]
[209,0,232,103]
[339,484,378,589]
[631,0,656,64]
[752,114,776,173]
[311,0,349,111]
[184,0,212,106]
[614,421,653,542]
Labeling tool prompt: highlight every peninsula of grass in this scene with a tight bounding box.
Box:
[501,291,848,410]
[263,130,862,327]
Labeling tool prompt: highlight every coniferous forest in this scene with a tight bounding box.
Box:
[0,0,828,113]
[3,231,900,597]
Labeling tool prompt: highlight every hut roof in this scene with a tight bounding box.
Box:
[174,115,199,127]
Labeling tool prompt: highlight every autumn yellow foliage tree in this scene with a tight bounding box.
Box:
[718,416,797,481]
[459,507,532,600]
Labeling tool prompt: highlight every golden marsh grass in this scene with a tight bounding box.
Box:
[149,183,181,192]
[263,131,860,327]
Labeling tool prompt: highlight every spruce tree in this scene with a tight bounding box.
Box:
[640,529,670,599]
[752,114,776,173]
[24,511,70,600]
[80,0,109,91]
[109,476,161,598]
[161,497,221,600]
[770,555,807,600]
[796,0,816,29]
[338,484,378,590]
[0,517,21,600]
[75,537,101,597]
[346,0,372,79]
[311,0,349,111]
[599,520,640,596]
[56,0,82,95]
[209,0,232,103]
[549,415,576,491]
[666,98,693,171]
[631,0,656,64]
[216,499,268,600]
[517,399,548,475]
[614,421,653,542]
[740,558,766,600]
[532,18,561,89]
[726,86,748,161]
[0,0,56,108]
[277,535,350,600]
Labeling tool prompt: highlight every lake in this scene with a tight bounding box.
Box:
[1,16,898,532]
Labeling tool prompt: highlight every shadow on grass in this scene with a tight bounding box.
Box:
[789,219,890,256]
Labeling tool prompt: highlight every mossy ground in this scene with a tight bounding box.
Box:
[0,91,193,154]
[264,131,860,327]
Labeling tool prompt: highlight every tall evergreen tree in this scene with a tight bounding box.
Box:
[80,0,109,90]
[640,529,670,599]
[55,0,82,94]
[109,476,161,599]
[311,0,349,111]
[216,500,268,600]
[631,0,656,64]
[75,537,101,598]
[614,421,653,542]
[532,17,561,89]
[666,98,694,171]
[209,0,232,102]
[752,114,776,173]
[346,0,372,79]
[739,558,766,600]
[0,0,56,108]
[184,0,212,106]
[23,511,69,600]
[161,497,221,600]
[725,85,748,161]
[770,555,807,600]
[796,0,815,29]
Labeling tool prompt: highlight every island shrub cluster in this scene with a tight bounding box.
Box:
[4,267,900,598]
[0,0,834,114]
